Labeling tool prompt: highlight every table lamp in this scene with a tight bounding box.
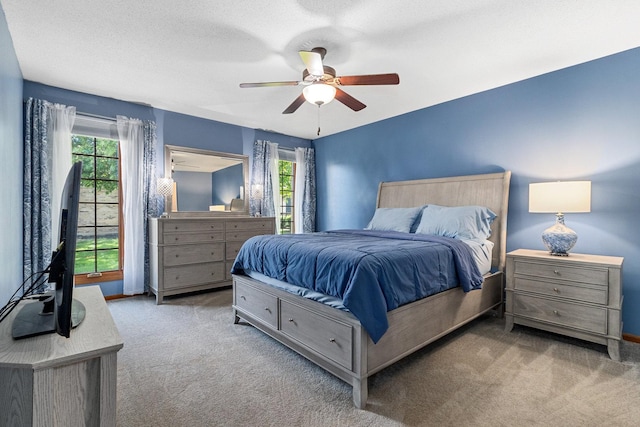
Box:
[157,177,174,217]
[529,181,591,256]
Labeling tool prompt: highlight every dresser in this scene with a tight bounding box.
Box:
[505,249,623,360]
[149,216,275,304]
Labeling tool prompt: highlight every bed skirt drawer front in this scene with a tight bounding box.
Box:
[163,243,225,266]
[280,300,353,370]
[164,263,226,289]
[234,280,278,328]
[513,294,607,334]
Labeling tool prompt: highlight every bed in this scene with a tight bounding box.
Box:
[231,171,511,408]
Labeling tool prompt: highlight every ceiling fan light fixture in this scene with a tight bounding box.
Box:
[302,83,336,106]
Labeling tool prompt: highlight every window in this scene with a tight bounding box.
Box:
[278,159,296,234]
[71,116,122,284]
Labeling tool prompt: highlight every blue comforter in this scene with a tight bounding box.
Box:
[231,230,483,343]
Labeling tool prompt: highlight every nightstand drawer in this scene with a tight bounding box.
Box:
[514,277,607,305]
[513,294,607,335]
[514,260,608,285]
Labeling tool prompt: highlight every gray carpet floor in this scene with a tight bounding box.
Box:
[107,288,640,426]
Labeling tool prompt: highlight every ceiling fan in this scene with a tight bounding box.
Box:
[239,47,400,114]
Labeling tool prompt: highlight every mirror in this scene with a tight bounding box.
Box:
[164,145,249,216]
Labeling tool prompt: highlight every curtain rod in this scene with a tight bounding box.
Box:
[77,111,116,122]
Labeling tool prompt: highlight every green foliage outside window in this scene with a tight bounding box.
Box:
[71,135,120,275]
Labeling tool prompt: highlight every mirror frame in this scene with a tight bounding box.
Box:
[164,144,250,217]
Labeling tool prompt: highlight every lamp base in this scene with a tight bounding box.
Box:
[541,213,577,256]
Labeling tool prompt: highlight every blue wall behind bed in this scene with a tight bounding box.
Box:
[313,47,640,337]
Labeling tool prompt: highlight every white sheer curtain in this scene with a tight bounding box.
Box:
[49,104,76,248]
[117,116,145,295]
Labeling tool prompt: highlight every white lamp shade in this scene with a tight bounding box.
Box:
[302,83,336,105]
[157,177,174,197]
[529,181,591,213]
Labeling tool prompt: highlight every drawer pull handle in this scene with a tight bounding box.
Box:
[240,295,246,300]
[264,307,271,313]
[553,288,560,293]
[554,270,560,275]
[329,338,336,343]
[553,310,560,316]
[288,318,294,322]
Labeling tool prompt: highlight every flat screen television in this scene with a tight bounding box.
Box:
[11,161,86,339]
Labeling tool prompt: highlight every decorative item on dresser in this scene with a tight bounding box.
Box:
[505,249,623,360]
[149,216,275,304]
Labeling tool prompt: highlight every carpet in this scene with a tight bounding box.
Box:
[108,288,640,426]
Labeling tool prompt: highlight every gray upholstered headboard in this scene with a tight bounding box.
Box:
[376,171,511,272]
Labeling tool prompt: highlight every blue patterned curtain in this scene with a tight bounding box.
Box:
[143,120,161,291]
[250,140,279,224]
[23,98,52,283]
[294,147,317,233]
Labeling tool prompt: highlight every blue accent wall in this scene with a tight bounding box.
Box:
[21,82,311,297]
[0,7,23,305]
[314,47,640,336]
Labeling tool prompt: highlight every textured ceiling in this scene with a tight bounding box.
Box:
[2,1,640,140]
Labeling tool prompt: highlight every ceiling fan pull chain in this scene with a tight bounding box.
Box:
[317,105,321,136]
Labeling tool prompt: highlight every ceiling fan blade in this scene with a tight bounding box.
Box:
[334,88,366,111]
[299,50,324,77]
[336,73,400,86]
[240,81,300,88]
[282,94,306,114]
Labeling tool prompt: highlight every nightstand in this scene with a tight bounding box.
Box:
[505,249,623,360]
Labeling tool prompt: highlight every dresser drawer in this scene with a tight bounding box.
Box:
[163,220,224,233]
[163,243,225,266]
[163,231,224,245]
[234,281,278,328]
[514,260,608,285]
[164,262,225,289]
[514,277,607,305]
[226,230,267,242]
[226,241,244,260]
[280,300,353,370]
[513,294,607,335]
[227,219,273,232]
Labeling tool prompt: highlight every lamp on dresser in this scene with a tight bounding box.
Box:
[157,177,174,218]
[529,180,591,256]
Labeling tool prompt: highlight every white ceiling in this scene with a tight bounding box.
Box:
[3,1,640,140]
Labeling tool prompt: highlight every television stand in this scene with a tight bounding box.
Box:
[0,286,123,426]
[11,297,86,339]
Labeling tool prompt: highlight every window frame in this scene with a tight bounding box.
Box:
[277,148,297,235]
[71,116,123,284]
